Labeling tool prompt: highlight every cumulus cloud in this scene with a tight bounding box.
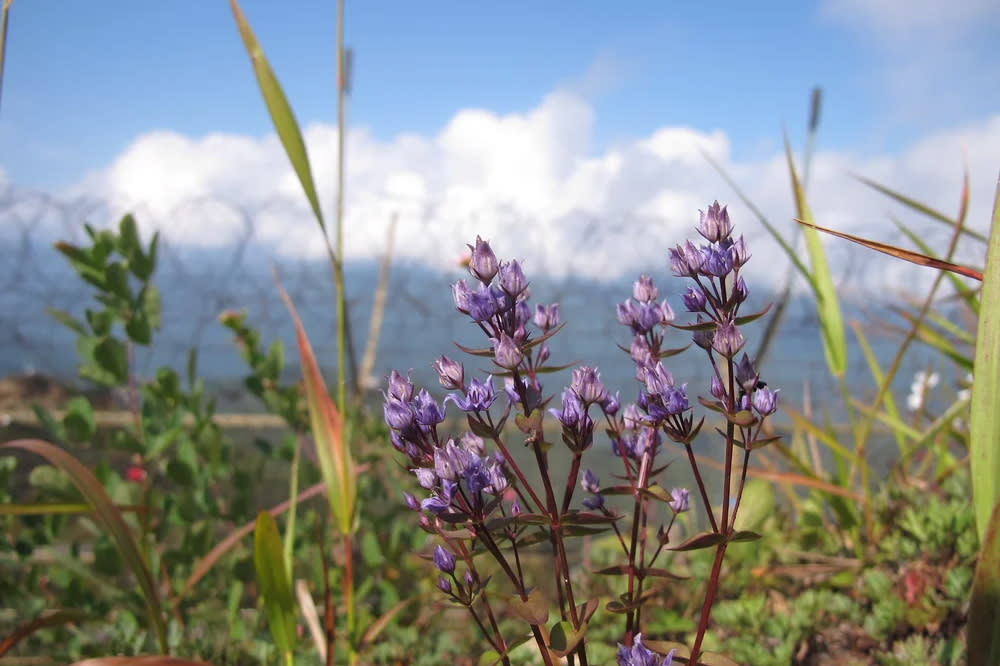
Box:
[36,90,1000,299]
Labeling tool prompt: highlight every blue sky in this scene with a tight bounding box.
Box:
[2,0,996,187]
[0,0,998,291]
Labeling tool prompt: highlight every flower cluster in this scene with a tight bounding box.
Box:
[666,201,778,425]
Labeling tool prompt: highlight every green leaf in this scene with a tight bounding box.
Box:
[85,309,113,337]
[125,310,152,345]
[131,230,159,281]
[786,136,846,377]
[971,177,1000,543]
[506,589,549,625]
[968,496,1000,666]
[54,241,107,289]
[254,511,297,656]
[118,214,141,262]
[1,439,167,652]
[669,530,726,552]
[62,397,96,443]
[94,337,128,385]
[228,0,326,231]
[547,619,585,657]
[105,261,132,301]
[46,307,87,336]
[141,285,162,332]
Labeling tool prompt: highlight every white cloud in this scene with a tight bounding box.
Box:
[819,0,1000,40]
[26,91,1000,299]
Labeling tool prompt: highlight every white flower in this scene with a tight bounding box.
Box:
[907,370,939,412]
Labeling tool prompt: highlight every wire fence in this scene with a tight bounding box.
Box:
[0,184,951,416]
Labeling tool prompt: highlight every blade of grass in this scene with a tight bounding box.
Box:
[792,218,983,281]
[0,610,92,659]
[255,511,297,663]
[968,497,1000,666]
[970,176,1000,541]
[2,439,167,653]
[227,0,326,234]
[851,321,906,456]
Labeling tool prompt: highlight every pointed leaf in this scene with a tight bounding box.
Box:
[669,530,726,552]
[254,511,297,655]
[228,0,326,230]
[506,589,550,625]
[971,177,1000,542]
[276,278,355,535]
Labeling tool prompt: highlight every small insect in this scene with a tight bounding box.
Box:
[737,380,768,404]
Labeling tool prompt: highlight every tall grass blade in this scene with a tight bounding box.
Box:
[254,511,298,661]
[968,497,1000,665]
[793,218,983,281]
[785,136,847,377]
[0,609,91,658]
[1,439,167,653]
[276,275,356,535]
[227,0,327,234]
[970,176,1000,541]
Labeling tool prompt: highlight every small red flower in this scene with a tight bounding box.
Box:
[125,466,147,483]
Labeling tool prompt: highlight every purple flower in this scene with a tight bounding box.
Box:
[669,487,690,513]
[571,366,608,405]
[493,332,524,369]
[460,431,485,457]
[712,321,745,357]
[662,384,689,415]
[468,236,498,283]
[698,201,733,243]
[433,356,464,390]
[617,299,638,327]
[701,243,734,277]
[437,576,452,594]
[617,633,674,666]
[421,479,457,514]
[534,303,560,331]
[753,386,779,415]
[602,391,621,415]
[583,494,605,510]
[581,468,601,494]
[633,275,658,302]
[403,492,420,511]
[503,376,520,404]
[466,284,501,321]
[498,259,527,296]
[550,388,586,429]
[433,545,456,574]
[383,398,414,431]
[734,276,749,303]
[446,376,497,413]
[734,353,759,396]
[413,467,437,489]
[669,240,704,277]
[643,361,675,397]
[385,370,414,403]
[681,287,705,312]
[537,343,551,364]
[710,375,725,400]
[730,234,750,267]
[412,389,446,426]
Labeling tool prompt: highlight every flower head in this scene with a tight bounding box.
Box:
[468,236,498,283]
[698,201,732,243]
[617,633,674,666]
